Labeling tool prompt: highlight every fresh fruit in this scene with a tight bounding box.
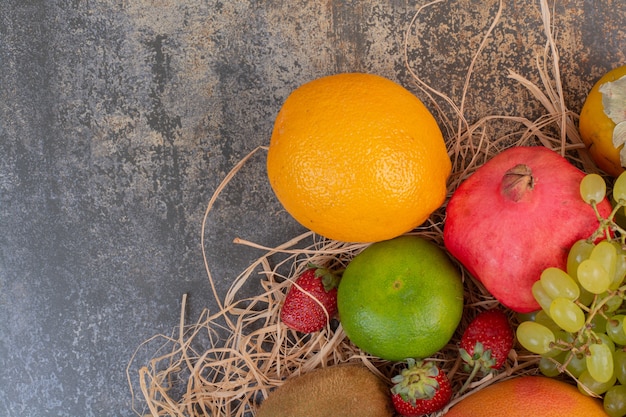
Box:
[266,72,451,243]
[578,370,616,397]
[256,364,394,417]
[615,350,626,386]
[579,65,626,177]
[390,359,452,417]
[550,296,586,332]
[516,321,555,355]
[586,343,614,384]
[444,376,609,416]
[443,146,612,312]
[458,309,514,391]
[581,173,608,204]
[336,235,463,361]
[606,316,626,345]
[604,384,626,417]
[540,267,580,300]
[615,170,626,202]
[516,172,626,408]
[280,265,340,333]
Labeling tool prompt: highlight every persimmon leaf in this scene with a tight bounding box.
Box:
[600,75,626,125]
[615,121,626,167]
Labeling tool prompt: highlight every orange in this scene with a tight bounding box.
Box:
[336,235,463,361]
[579,65,626,177]
[266,73,451,243]
[445,376,608,417]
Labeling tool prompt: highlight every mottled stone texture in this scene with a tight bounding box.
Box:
[0,1,624,415]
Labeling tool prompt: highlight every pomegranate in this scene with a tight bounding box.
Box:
[443,146,612,313]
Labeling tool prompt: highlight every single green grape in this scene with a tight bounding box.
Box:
[604,384,626,417]
[591,241,618,284]
[532,280,554,315]
[516,321,555,355]
[567,239,596,305]
[600,292,624,313]
[614,349,626,385]
[577,285,596,307]
[587,342,615,384]
[578,258,612,294]
[599,333,618,353]
[613,171,626,202]
[611,241,626,290]
[567,352,588,378]
[578,369,616,396]
[539,355,563,377]
[534,310,561,334]
[607,315,626,346]
[550,297,585,333]
[591,313,609,334]
[567,239,595,277]
[580,173,607,204]
[540,267,580,301]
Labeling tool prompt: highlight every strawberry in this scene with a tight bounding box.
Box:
[390,359,452,417]
[280,264,340,333]
[458,308,514,392]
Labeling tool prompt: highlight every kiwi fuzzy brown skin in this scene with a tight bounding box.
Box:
[255,364,394,417]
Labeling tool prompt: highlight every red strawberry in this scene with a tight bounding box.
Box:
[390,359,452,417]
[280,265,340,333]
[458,308,514,392]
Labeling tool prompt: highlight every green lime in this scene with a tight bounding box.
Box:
[337,235,464,361]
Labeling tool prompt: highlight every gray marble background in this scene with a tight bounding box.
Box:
[1,1,624,416]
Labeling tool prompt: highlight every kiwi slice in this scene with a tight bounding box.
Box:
[256,364,394,417]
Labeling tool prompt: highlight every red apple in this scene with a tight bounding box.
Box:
[443,146,612,313]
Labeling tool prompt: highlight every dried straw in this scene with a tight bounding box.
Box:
[127,0,603,415]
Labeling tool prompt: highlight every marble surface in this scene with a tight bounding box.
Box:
[0,1,624,416]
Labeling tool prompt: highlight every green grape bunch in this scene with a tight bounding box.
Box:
[517,171,626,417]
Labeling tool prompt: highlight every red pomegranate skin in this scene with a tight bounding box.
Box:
[443,146,613,313]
